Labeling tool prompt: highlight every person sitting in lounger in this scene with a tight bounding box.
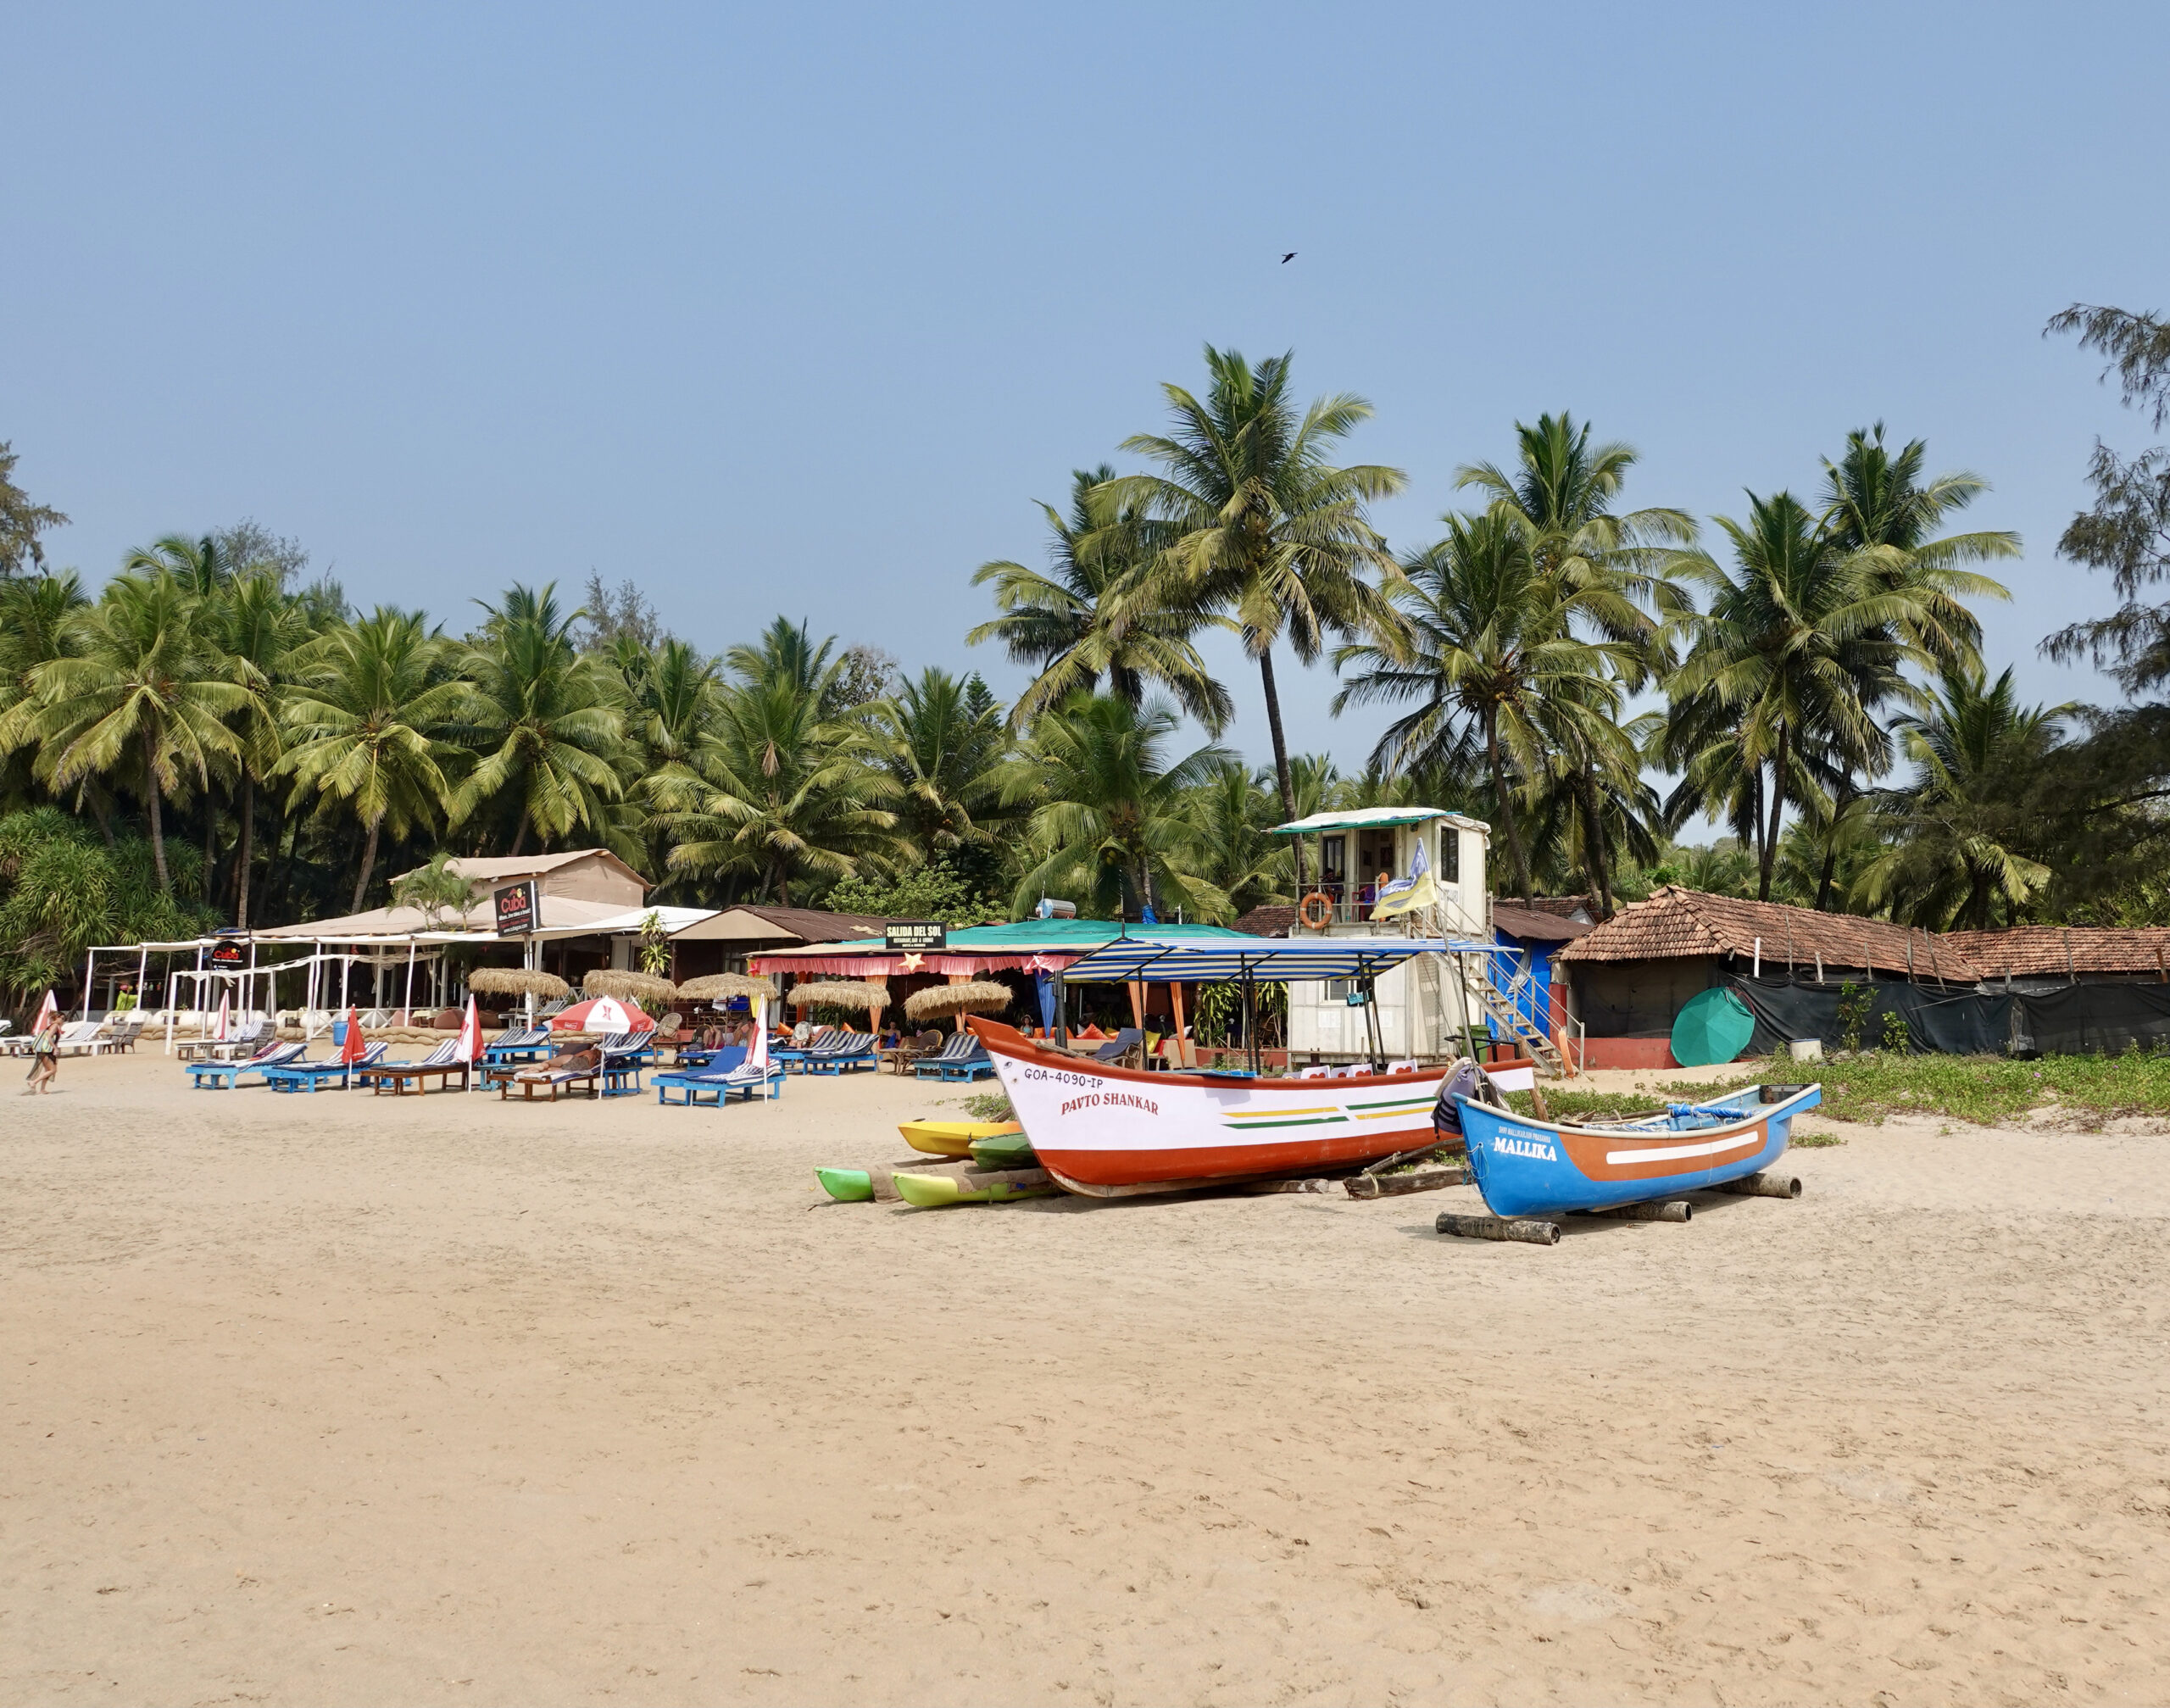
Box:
[514,1045,599,1083]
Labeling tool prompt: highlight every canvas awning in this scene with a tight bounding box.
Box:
[1057,936,1489,983]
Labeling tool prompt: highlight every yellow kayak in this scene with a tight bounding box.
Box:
[899,1119,1021,1158]
[893,1166,1054,1207]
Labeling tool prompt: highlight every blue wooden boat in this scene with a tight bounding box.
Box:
[1447,1082,1822,1217]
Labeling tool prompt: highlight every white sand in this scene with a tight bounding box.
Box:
[3,1051,2167,1705]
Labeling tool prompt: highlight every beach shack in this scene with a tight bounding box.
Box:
[1270,807,1493,1063]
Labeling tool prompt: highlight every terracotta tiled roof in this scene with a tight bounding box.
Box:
[1522,897,1596,921]
[1944,926,2170,979]
[1560,887,1984,981]
[1233,905,1299,937]
[1492,902,1594,943]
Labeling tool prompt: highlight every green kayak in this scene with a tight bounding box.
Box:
[893,1166,1054,1207]
[816,1167,876,1202]
[967,1132,1037,1170]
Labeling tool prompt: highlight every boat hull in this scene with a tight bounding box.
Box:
[971,1018,1446,1191]
[1456,1086,1821,1216]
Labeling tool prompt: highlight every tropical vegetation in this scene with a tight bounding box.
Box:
[3,318,2168,1005]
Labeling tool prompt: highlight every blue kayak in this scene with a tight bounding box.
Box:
[1449,1083,1822,1217]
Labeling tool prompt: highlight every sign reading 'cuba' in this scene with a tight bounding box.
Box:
[493,881,538,936]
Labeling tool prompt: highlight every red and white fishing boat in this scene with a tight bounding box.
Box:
[970,1017,1525,1194]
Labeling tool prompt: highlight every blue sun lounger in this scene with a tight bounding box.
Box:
[186,1040,307,1089]
[802,1030,878,1075]
[913,1031,996,1082]
[261,1041,389,1092]
[654,1056,787,1106]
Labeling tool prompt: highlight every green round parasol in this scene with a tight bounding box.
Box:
[1670,987,1755,1067]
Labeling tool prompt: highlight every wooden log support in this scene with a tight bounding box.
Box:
[1577,1199,1692,1222]
[1435,1211,1561,1246]
[1710,1171,1803,1199]
[1345,1165,1472,1199]
[1236,1177,1333,1194]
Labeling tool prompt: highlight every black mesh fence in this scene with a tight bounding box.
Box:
[1727,972,2170,1058]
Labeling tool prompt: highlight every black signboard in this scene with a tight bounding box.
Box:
[209,942,246,967]
[493,880,539,936]
[884,920,947,954]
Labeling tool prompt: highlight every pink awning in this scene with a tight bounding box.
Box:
[748,952,1079,976]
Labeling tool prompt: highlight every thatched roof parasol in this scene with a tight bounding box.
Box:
[467,967,570,999]
[904,980,1014,1023]
[676,972,778,1002]
[787,979,892,1013]
[583,969,677,1005]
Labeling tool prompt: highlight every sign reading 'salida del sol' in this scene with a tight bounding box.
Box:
[493,881,538,936]
[884,920,946,953]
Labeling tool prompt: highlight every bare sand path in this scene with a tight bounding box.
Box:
[3,1053,2167,1705]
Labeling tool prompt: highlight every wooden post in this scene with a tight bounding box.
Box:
[1127,980,1145,1035]
[1711,1171,1802,1199]
[1577,1199,1692,1222]
[1169,980,1189,1068]
[1435,1211,1559,1245]
[1345,1165,1470,1199]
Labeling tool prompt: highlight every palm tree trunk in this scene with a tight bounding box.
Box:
[1256,648,1306,893]
[1815,774,1852,912]
[509,808,529,858]
[1757,728,1789,902]
[234,776,255,930]
[1486,712,1533,904]
[142,732,170,893]
[203,801,218,901]
[351,816,381,915]
[1578,767,1615,915]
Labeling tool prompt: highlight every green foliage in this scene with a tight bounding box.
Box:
[1191,977,1287,1049]
[1834,982,1874,1054]
[1817,1048,2170,1128]
[1879,1010,1911,1053]
[0,442,70,578]
[0,809,213,999]
[389,852,476,930]
[958,1091,1015,1122]
[824,860,1002,926]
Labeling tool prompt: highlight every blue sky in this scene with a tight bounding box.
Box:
[8,2,2167,777]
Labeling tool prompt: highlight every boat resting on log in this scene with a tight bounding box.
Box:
[1449,1081,1822,1217]
[970,1017,1483,1194]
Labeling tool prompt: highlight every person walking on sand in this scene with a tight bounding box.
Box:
[25,1010,62,1094]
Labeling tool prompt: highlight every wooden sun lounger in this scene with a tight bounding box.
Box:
[261,1043,388,1092]
[493,1051,603,1101]
[362,1038,470,1095]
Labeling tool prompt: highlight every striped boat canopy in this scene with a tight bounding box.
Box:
[1059,937,1490,984]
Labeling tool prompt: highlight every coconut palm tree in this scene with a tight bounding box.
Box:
[969,465,1232,732]
[993,692,1233,921]
[123,532,235,597]
[653,670,901,906]
[867,667,1010,860]
[1456,412,1694,653]
[1182,760,1292,919]
[1333,513,1637,904]
[1664,492,1940,901]
[1114,348,1409,884]
[1852,665,2069,929]
[214,572,311,927]
[281,608,469,912]
[0,572,87,813]
[0,570,253,892]
[453,583,627,856]
[1819,424,2017,668]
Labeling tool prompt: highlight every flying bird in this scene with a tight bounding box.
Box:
[1281,252,1297,263]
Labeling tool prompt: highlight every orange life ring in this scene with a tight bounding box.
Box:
[1298,891,1334,930]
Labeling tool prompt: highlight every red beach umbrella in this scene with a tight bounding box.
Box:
[551,995,653,1034]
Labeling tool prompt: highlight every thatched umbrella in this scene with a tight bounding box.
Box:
[787,980,891,1015]
[676,972,778,1003]
[467,967,570,999]
[583,968,677,1007]
[904,979,1014,1031]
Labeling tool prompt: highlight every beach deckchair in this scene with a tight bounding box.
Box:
[803,1030,877,1076]
[1088,1028,1146,1067]
[362,1037,470,1096]
[913,1031,995,1082]
[497,1048,603,1102]
[598,1040,650,1098]
[261,1042,388,1092]
[481,1026,553,1065]
[772,1026,843,1071]
[653,1055,787,1107]
[187,1039,306,1089]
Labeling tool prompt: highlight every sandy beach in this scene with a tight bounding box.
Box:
[3,1051,2167,1705]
